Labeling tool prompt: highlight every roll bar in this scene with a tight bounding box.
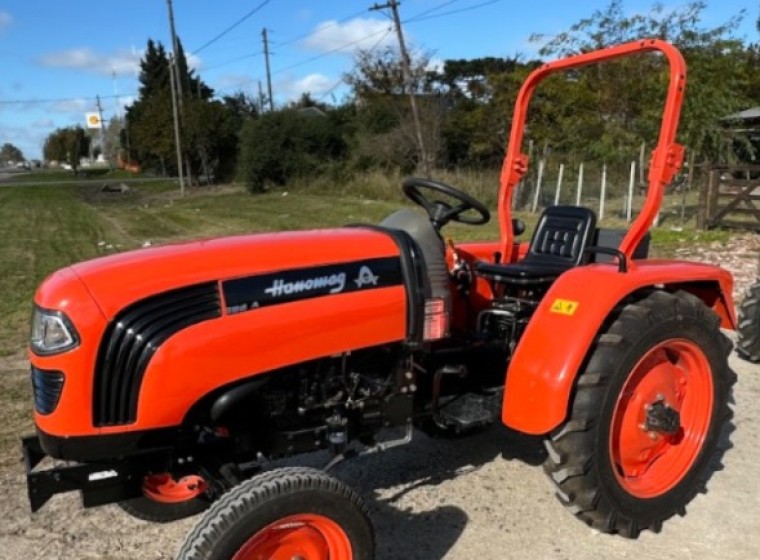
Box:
[497,39,686,261]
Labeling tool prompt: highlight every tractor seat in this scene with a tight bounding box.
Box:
[476,205,597,285]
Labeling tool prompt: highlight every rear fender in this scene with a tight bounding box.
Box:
[502,259,734,435]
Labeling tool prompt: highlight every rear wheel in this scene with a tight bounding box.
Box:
[737,279,760,362]
[118,472,211,523]
[177,467,374,560]
[543,290,735,537]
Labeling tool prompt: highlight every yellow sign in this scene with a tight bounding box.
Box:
[550,299,579,316]
[85,112,101,129]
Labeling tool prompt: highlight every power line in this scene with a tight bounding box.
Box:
[0,93,130,106]
[191,0,273,56]
[406,0,503,24]
[272,26,392,76]
[404,0,467,22]
[316,30,393,101]
[199,7,369,74]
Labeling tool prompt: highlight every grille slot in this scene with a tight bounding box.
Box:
[31,367,65,415]
[93,282,221,426]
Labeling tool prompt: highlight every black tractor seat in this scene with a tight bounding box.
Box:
[476,205,597,285]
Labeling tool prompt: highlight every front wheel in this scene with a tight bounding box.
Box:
[177,467,374,560]
[543,290,735,537]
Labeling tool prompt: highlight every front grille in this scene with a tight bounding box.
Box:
[31,366,64,415]
[93,282,222,426]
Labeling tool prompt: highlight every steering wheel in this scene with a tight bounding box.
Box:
[402,177,490,229]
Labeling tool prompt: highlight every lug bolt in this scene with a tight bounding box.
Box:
[405,371,413,380]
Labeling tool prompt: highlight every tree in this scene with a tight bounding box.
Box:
[345,46,446,170]
[528,0,750,164]
[238,109,348,192]
[0,143,24,163]
[126,37,237,181]
[43,126,90,173]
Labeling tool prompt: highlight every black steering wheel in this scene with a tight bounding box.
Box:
[402,177,490,229]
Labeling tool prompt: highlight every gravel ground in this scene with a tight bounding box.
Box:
[1,234,759,560]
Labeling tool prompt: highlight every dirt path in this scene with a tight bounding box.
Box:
[1,234,759,559]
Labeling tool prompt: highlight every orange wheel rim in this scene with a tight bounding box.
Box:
[232,514,352,560]
[142,473,208,503]
[609,339,713,498]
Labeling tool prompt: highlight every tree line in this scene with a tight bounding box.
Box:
[40,1,760,193]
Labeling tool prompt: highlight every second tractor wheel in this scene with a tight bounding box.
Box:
[544,290,735,538]
[737,279,760,362]
[118,472,212,523]
[176,467,374,560]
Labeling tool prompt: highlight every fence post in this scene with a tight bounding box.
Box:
[696,166,710,229]
[599,163,607,221]
[627,161,636,222]
[532,159,545,213]
[575,162,584,206]
[706,170,720,227]
[554,163,564,205]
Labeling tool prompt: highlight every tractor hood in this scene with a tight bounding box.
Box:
[62,228,401,319]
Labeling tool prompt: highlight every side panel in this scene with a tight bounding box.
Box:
[502,260,734,435]
[124,286,407,431]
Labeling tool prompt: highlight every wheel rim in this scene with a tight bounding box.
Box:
[232,514,352,560]
[609,339,714,498]
[142,473,208,503]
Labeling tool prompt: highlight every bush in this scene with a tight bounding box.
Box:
[237,109,348,193]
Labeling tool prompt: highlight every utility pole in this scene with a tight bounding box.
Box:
[166,0,189,192]
[169,56,185,196]
[370,0,428,176]
[95,95,113,171]
[262,28,274,111]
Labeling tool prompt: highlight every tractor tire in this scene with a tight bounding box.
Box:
[118,472,212,523]
[543,290,735,538]
[176,467,374,560]
[737,279,760,362]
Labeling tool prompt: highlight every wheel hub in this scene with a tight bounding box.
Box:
[644,399,681,435]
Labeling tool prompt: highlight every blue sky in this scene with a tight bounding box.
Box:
[0,0,757,158]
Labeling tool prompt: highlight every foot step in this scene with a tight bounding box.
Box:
[437,392,501,432]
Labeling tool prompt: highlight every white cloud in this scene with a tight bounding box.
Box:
[0,11,12,32]
[277,73,335,100]
[304,18,394,53]
[38,47,143,76]
[38,47,202,78]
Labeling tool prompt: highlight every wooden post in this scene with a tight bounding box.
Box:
[627,161,636,222]
[706,169,720,228]
[532,159,545,213]
[575,162,584,206]
[599,164,607,221]
[696,165,710,229]
[554,163,564,206]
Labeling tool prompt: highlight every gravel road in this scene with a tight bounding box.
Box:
[1,236,759,560]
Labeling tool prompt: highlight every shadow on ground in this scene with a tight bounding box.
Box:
[328,425,546,560]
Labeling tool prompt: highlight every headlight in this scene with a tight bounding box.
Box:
[30,306,79,355]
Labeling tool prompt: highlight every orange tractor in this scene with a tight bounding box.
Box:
[24,40,735,560]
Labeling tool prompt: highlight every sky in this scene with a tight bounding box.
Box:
[0,0,757,159]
